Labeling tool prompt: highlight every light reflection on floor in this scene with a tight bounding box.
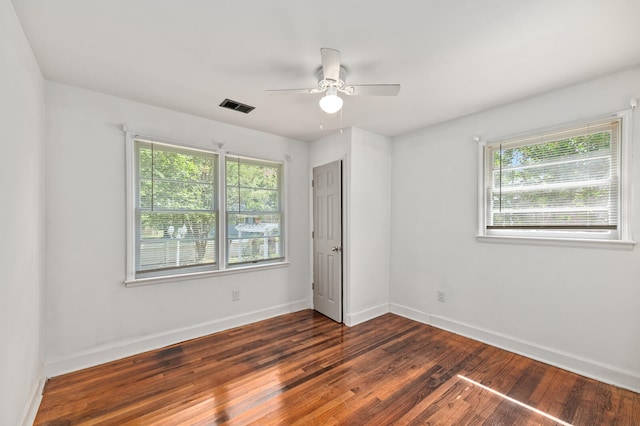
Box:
[457,374,573,426]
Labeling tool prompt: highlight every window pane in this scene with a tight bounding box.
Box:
[227,213,282,264]
[137,212,217,272]
[138,144,216,211]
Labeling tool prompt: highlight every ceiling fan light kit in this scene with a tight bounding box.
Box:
[266,48,400,115]
[319,87,344,114]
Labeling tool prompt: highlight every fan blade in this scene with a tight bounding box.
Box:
[346,84,401,96]
[320,48,341,81]
[265,88,323,95]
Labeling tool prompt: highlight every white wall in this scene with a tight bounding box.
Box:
[45,82,310,375]
[390,66,640,392]
[310,128,392,325]
[0,1,46,424]
[349,128,392,323]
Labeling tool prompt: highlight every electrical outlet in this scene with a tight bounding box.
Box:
[232,290,240,301]
[437,291,446,303]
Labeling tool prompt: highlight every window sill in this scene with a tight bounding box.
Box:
[124,261,290,288]
[476,235,636,250]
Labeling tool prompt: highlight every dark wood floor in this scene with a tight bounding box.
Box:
[35,310,640,425]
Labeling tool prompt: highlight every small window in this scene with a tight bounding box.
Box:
[226,155,284,266]
[134,140,218,278]
[479,112,631,242]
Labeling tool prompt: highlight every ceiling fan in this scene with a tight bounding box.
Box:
[266,48,401,114]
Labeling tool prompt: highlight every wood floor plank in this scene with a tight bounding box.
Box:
[34,311,640,425]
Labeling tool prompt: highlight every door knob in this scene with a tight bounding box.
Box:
[331,246,342,252]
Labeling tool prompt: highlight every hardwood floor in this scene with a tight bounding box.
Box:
[35,310,640,425]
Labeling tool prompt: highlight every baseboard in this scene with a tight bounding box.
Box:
[388,303,431,324]
[20,368,45,426]
[290,298,313,312]
[389,303,640,394]
[44,299,312,378]
[345,302,389,326]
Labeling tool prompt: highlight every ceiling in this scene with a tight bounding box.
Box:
[12,0,640,142]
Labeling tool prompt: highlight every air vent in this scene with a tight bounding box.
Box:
[219,98,255,114]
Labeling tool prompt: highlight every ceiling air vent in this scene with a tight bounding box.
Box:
[219,98,255,114]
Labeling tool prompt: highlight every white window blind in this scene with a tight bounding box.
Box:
[135,140,218,277]
[484,118,621,237]
[226,155,283,266]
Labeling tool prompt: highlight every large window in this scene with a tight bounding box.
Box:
[226,156,284,266]
[134,140,218,278]
[479,112,632,243]
[126,135,287,282]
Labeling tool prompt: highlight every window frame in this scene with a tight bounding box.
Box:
[125,132,289,285]
[477,110,634,248]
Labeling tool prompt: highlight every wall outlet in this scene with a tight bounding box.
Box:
[437,291,446,303]
[232,290,240,301]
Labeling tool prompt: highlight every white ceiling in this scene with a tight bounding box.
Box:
[12,0,640,142]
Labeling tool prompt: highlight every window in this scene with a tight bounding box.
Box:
[479,112,632,243]
[134,140,218,278]
[226,156,284,266]
[126,135,287,283]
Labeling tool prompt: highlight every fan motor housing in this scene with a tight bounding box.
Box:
[317,66,348,89]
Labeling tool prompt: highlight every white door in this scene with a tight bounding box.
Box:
[313,160,343,322]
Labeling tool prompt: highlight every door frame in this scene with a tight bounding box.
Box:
[310,157,347,323]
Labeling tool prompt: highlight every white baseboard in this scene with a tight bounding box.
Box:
[389,303,640,394]
[388,303,431,325]
[290,298,313,312]
[20,368,45,426]
[44,299,312,378]
[345,302,389,326]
